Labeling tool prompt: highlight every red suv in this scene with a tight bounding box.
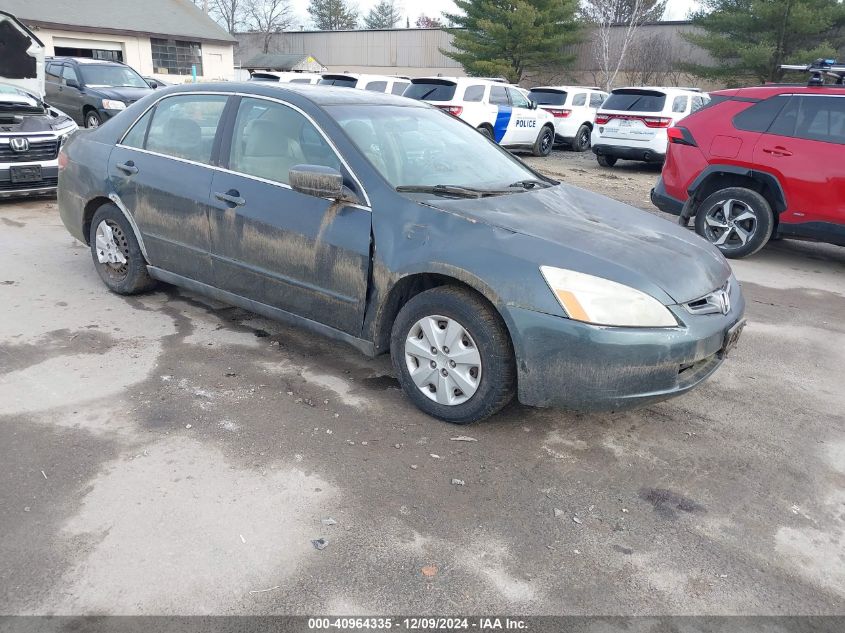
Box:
[652,76,845,258]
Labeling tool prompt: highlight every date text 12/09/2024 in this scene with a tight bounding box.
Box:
[307,617,528,630]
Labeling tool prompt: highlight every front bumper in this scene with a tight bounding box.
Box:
[0,165,59,198]
[593,143,665,163]
[506,279,746,411]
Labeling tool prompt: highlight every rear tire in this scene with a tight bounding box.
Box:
[572,124,591,152]
[597,154,617,167]
[390,286,515,424]
[89,203,156,295]
[694,187,774,259]
[532,125,554,157]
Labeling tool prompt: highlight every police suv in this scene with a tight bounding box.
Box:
[404,77,556,156]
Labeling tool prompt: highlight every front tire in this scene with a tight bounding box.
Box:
[572,124,591,152]
[597,154,617,167]
[532,125,554,157]
[89,203,156,294]
[85,110,102,129]
[694,187,773,259]
[390,286,516,424]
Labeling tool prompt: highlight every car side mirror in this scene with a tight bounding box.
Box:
[289,164,357,203]
[529,100,537,110]
[66,79,81,89]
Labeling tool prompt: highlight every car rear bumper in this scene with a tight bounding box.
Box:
[650,178,684,215]
[593,144,666,163]
[505,282,745,411]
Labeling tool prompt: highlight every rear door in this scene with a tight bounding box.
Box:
[597,89,668,144]
[108,93,230,284]
[207,95,372,335]
[752,94,845,228]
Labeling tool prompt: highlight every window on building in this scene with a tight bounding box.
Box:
[151,38,203,76]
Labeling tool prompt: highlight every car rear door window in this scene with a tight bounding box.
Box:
[572,93,587,107]
[793,96,845,144]
[144,94,228,164]
[489,86,509,106]
[365,80,387,92]
[61,65,79,85]
[733,95,790,133]
[672,96,688,113]
[464,85,485,102]
[121,108,154,149]
[228,97,340,185]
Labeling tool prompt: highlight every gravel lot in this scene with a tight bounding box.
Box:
[1,150,844,616]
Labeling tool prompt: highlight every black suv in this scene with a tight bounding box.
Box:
[45,57,153,129]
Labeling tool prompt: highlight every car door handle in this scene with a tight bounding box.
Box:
[762,146,793,157]
[116,161,138,175]
[214,190,246,207]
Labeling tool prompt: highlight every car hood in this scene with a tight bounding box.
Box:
[429,183,731,304]
[87,86,153,103]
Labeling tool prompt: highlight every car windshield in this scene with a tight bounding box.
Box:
[529,89,567,106]
[0,83,45,114]
[79,65,149,88]
[328,104,541,192]
[404,81,458,102]
[602,90,667,112]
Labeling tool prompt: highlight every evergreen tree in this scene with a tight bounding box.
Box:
[309,0,359,29]
[363,0,403,28]
[443,0,582,83]
[684,0,845,85]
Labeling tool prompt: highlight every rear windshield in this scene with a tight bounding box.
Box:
[249,73,280,82]
[528,89,567,106]
[404,81,458,102]
[602,90,667,112]
[319,76,358,88]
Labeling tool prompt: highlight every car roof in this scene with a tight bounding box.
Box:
[530,85,605,92]
[410,76,515,88]
[155,81,426,107]
[322,73,403,83]
[611,86,703,94]
[46,56,126,66]
[713,84,845,99]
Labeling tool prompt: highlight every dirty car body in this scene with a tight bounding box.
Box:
[57,82,745,421]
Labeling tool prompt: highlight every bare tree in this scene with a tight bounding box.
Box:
[208,0,246,33]
[582,0,667,90]
[246,0,294,52]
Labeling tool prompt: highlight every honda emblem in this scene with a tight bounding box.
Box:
[10,137,29,152]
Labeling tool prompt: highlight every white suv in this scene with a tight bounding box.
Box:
[318,73,410,96]
[528,86,608,152]
[591,87,709,167]
[404,77,556,156]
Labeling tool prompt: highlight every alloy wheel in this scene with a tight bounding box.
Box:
[702,199,758,249]
[86,115,100,129]
[404,315,482,406]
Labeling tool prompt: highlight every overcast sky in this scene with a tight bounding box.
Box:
[285,0,700,30]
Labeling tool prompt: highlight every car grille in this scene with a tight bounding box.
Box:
[0,138,60,163]
[0,177,58,191]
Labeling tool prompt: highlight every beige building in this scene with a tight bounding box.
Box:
[3,0,236,83]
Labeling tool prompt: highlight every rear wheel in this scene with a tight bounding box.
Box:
[597,154,617,167]
[572,124,591,152]
[694,187,774,259]
[89,203,156,294]
[532,125,554,157]
[390,286,515,424]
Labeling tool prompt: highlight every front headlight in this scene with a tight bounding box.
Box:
[540,266,678,327]
[102,99,126,110]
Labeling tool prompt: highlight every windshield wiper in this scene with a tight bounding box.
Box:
[396,184,516,198]
[508,179,552,190]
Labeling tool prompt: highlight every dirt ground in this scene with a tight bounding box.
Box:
[1,151,844,617]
